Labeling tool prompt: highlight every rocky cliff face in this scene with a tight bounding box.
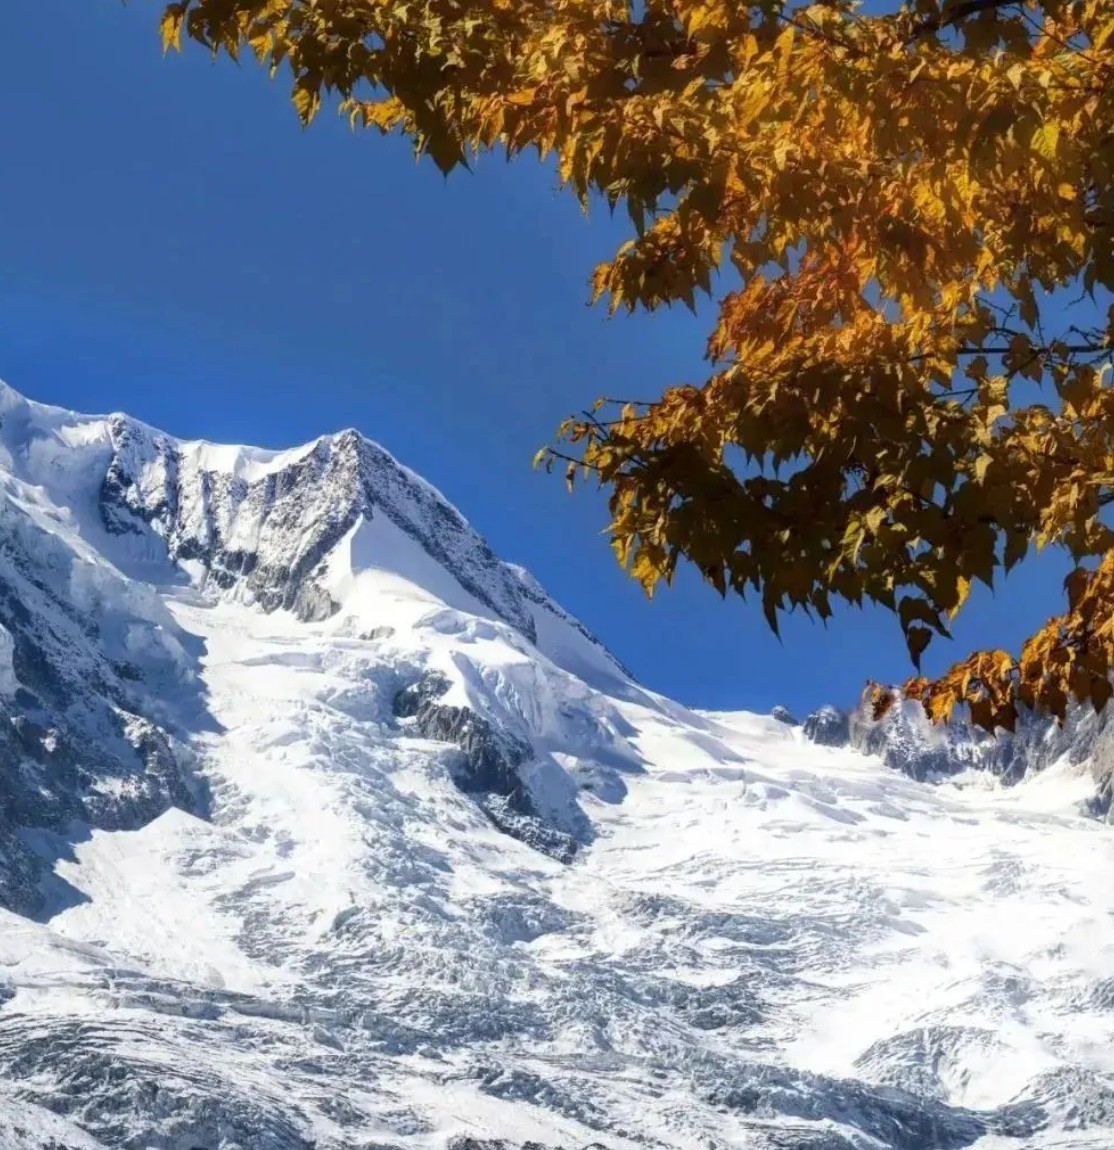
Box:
[802,691,1114,816]
[0,460,201,916]
[392,670,584,861]
[99,415,625,676]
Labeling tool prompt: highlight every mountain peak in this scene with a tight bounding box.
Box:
[0,380,625,688]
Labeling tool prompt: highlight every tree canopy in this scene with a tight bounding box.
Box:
[153,0,1114,732]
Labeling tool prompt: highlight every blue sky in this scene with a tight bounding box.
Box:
[0,1,1072,715]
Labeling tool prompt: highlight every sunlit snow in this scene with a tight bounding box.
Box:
[0,381,1111,1150]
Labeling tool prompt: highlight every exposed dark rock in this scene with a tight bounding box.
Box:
[392,670,452,719]
[706,1065,991,1150]
[0,541,204,915]
[801,687,1114,814]
[411,703,534,800]
[99,417,627,681]
[448,1141,608,1150]
[477,794,579,864]
[802,705,850,747]
[393,674,579,862]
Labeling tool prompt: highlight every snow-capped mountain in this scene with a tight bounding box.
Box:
[1,380,1113,1150]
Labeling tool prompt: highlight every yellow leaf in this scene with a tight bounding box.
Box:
[1094,15,1114,51]
[631,550,662,597]
[160,4,185,54]
[947,576,971,621]
[1031,122,1060,161]
[293,83,320,125]
[774,25,795,76]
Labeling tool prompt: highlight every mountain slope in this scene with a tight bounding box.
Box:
[0,382,1112,1150]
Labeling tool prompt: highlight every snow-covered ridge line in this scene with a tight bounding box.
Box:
[0,381,626,687]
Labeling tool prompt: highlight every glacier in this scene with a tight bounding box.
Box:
[0,381,1112,1149]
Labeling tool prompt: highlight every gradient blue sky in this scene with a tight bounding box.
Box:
[0,1,1071,714]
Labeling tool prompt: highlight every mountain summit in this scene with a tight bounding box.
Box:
[0,381,1112,1150]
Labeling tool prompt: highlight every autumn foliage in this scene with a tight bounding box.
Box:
[153,0,1114,731]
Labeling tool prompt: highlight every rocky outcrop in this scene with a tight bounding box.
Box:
[393,672,580,862]
[448,1141,608,1150]
[99,419,622,680]
[0,506,203,915]
[802,704,850,747]
[802,690,1114,814]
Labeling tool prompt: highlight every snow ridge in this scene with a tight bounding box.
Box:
[98,411,627,686]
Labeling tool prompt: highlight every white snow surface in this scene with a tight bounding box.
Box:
[0,382,1112,1149]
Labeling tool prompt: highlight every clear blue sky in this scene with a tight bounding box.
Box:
[0,1,1071,715]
